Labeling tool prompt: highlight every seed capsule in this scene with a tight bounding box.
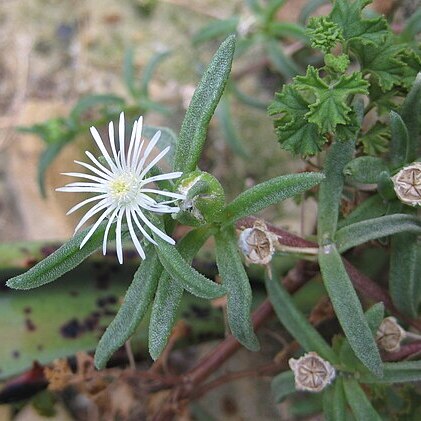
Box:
[288,352,335,392]
[391,162,421,206]
[376,317,406,352]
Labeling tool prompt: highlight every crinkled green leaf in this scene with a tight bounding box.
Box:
[389,232,418,317]
[318,139,355,242]
[318,244,383,377]
[352,37,405,92]
[94,248,162,369]
[344,156,388,184]
[222,172,325,225]
[174,35,235,173]
[294,66,369,132]
[400,49,421,89]
[306,16,344,53]
[148,228,212,360]
[7,222,116,290]
[343,378,382,421]
[335,214,421,253]
[271,371,296,403]
[323,379,346,421]
[330,0,388,46]
[359,122,390,156]
[154,234,225,300]
[215,227,259,351]
[269,84,324,156]
[265,271,337,363]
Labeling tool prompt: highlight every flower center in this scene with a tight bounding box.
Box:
[109,173,140,206]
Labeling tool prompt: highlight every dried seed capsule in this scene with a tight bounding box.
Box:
[288,352,335,392]
[376,317,406,352]
[238,220,277,265]
[391,162,421,206]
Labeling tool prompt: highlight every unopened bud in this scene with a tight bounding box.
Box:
[376,317,406,352]
[391,162,421,206]
[174,171,225,227]
[238,220,277,265]
[288,352,335,392]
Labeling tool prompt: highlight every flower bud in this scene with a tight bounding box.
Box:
[391,162,421,206]
[289,352,335,392]
[238,220,277,265]
[376,317,406,352]
[173,171,225,226]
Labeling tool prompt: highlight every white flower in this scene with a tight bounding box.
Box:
[57,112,185,263]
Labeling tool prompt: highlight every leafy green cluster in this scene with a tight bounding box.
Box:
[270,0,421,157]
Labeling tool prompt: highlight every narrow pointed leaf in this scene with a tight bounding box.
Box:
[318,244,383,377]
[94,248,162,369]
[7,222,117,290]
[360,361,421,383]
[389,232,418,317]
[343,378,382,421]
[265,271,337,363]
[174,35,236,173]
[344,156,388,184]
[336,214,421,253]
[318,139,355,242]
[223,172,325,225]
[271,371,296,403]
[323,378,346,421]
[149,228,212,359]
[215,227,259,351]
[265,38,301,79]
[154,234,225,299]
[389,111,409,168]
[192,18,239,45]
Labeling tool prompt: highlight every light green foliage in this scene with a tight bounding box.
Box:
[344,156,388,184]
[360,122,390,156]
[324,53,350,73]
[306,16,344,53]
[323,379,347,421]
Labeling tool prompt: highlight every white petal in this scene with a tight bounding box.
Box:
[140,188,185,200]
[131,116,144,168]
[74,160,113,181]
[127,120,137,169]
[56,186,108,193]
[109,121,122,171]
[131,209,157,245]
[119,112,126,169]
[136,130,161,173]
[80,206,115,248]
[134,208,175,244]
[66,193,108,215]
[90,126,118,172]
[138,146,169,179]
[142,172,183,185]
[61,172,108,184]
[74,199,110,233]
[115,208,125,264]
[85,151,114,177]
[126,209,146,259]
[103,207,119,255]
[61,182,106,188]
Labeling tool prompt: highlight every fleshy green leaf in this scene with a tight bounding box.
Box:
[389,232,418,317]
[215,227,259,351]
[360,361,421,383]
[222,172,325,225]
[344,156,388,184]
[269,84,324,156]
[318,139,355,242]
[352,37,405,92]
[154,234,225,299]
[139,50,171,97]
[323,379,347,421]
[174,35,236,173]
[294,66,369,133]
[343,378,382,421]
[265,271,337,363]
[38,142,67,197]
[318,244,383,377]
[7,222,117,290]
[271,371,296,403]
[335,214,421,253]
[149,228,212,360]
[330,0,388,46]
[94,248,162,369]
[389,111,410,168]
[400,72,421,162]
